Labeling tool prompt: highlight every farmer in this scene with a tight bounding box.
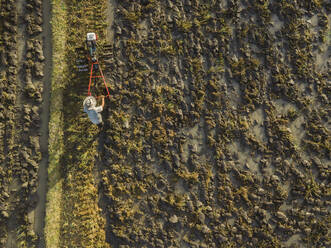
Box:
[83,95,105,125]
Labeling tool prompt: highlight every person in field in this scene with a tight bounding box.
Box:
[83,95,105,125]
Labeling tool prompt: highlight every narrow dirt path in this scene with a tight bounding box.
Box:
[34,0,52,246]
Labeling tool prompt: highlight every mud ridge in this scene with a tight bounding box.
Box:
[98,0,117,245]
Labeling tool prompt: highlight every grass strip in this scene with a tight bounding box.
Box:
[44,0,67,247]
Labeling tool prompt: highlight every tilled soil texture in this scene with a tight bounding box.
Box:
[99,0,331,247]
[0,0,48,247]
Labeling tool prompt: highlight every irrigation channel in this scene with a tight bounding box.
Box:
[34,0,52,246]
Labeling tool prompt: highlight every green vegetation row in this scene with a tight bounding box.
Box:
[45,0,109,247]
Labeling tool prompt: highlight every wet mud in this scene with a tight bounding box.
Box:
[0,0,49,247]
[34,0,52,246]
[98,0,331,247]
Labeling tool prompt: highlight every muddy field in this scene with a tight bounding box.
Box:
[99,1,330,247]
[0,0,330,248]
[0,0,49,247]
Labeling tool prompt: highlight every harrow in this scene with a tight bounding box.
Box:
[75,33,113,99]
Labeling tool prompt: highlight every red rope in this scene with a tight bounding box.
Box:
[87,60,111,99]
[87,61,94,96]
[98,64,111,98]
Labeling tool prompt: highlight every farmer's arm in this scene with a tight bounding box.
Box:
[101,96,105,108]
[95,96,105,113]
